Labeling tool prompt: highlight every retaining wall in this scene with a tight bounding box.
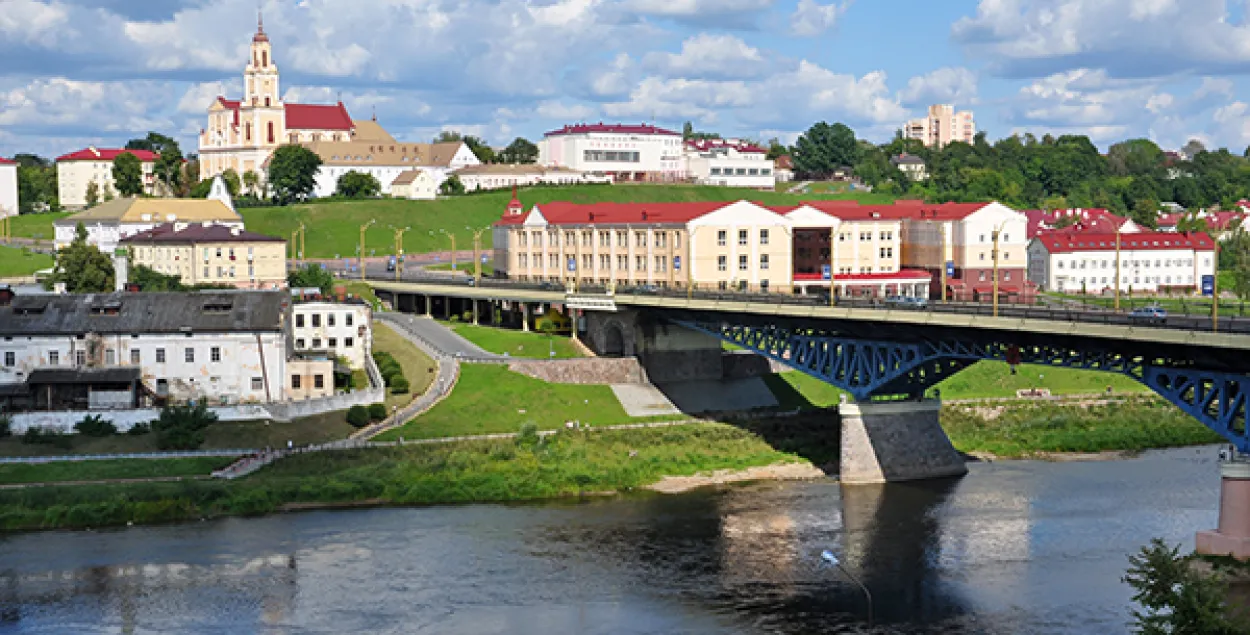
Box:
[9,405,274,434]
[508,358,648,384]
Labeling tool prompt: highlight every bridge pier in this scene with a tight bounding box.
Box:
[838,399,967,484]
[1197,460,1250,560]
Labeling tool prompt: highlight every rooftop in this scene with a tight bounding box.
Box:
[684,139,767,154]
[390,169,428,186]
[214,98,354,131]
[120,223,284,244]
[0,157,14,165]
[55,198,242,225]
[56,147,159,163]
[1033,230,1215,253]
[0,291,287,337]
[544,123,680,137]
[305,140,464,167]
[496,200,737,226]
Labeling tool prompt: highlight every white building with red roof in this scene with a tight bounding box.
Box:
[1027,229,1216,294]
[683,139,775,189]
[538,123,686,182]
[197,16,371,183]
[0,157,16,218]
[55,147,160,209]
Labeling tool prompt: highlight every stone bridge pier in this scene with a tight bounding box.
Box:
[583,309,723,383]
[838,399,967,484]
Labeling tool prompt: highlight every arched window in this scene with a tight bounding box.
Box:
[264,97,271,107]
[254,52,258,66]
[263,51,268,66]
[245,123,252,141]
[267,122,275,143]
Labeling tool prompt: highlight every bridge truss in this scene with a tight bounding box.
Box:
[673,320,1250,452]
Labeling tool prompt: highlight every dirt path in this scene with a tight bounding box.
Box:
[645,462,825,494]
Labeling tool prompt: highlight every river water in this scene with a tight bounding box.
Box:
[0,446,1224,634]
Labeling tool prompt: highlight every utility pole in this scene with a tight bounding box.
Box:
[299,223,306,264]
[359,219,374,280]
[992,226,1001,317]
[470,227,489,281]
[393,226,409,281]
[1114,227,1122,311]
[1214,238,1221,333]
[440,229,457,271]
[290,229,298,261]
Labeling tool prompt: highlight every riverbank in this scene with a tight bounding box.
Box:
[0,423,806,532]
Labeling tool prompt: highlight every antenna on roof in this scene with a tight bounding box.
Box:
[372,105,377,122]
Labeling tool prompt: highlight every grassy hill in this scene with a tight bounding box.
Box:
[0,244,54,278]
[241,184,896,259]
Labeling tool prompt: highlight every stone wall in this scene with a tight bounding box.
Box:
[838,399,967,483]
[508,358,648,384]
[10,405,274,434]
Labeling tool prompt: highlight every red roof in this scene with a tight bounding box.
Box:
[120,223,283,244]
[0,157,13,165]
[56,147,159,162]
[1033,230,1214,253]
[775,155,793,169]
[496,199,1007,227]
[217,98,242,126]
[1157,210,1245,231]
[544,123,680,137]
[684,139,766,154]
[285,102,353,131]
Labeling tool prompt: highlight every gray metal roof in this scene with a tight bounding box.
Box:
[0,291,286,337]
[27,367,142,385]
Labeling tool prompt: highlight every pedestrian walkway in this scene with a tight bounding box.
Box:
[377,313,504,361]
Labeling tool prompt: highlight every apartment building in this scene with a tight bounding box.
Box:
[538,123,686,182]
[683,139,775,189]
[0,157,16,217]
[56,147,159,209]
[54,195,243,254]
[897,201,1031,300]
[903,105,975,149]
[120,224,287,290]
[1027,230,1216,294]
[291,300,373,370]
[784,203,929,298]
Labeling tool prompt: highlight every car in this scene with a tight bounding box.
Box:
[905,296,930,309]
[1128,306,1167,324]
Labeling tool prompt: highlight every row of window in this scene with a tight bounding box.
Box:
[717,255,771,271]
[1064,275,1194,285]
[836,231,894,242]
[294,337,356,349]
[294,312,356,328]
[291,374,326,390]
[3,345,225,368]
[517,254,674,273]
[583,150,641,163]
[520,230,682,249]
[708,167,773,176]
[716,229,770,246]
[1056,258,1200,270]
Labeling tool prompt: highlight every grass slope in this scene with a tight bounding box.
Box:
[0,244,53,277]
[0,457,232,485]
[0,424,800,531]
[448,323,584,359]
[376,364,635,440]
[8,212,70,242]
[372,322,438,409]
[240,184,895,258]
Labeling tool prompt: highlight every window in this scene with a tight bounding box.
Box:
[156,379,168,395]
[328,314,336,327]
[296,338,305,348]
[717,230,727,246]
[156,348,166,363]
[296,314,305,328]
[635,255,645,271]
[739,254,748,271]
[292,375,302,389]
[329,338,338,348]
[252,377,263,391]
[312,338,322,349]
[738,230,748,246]
[48,350,59,366]
[211,347,221,362]
[185,348,195,363]
[617,231,627,247]
[978,271,986,282]
[345,337,354,348]
[674,234,681,248]
[104,349,115,365]
[3,351,12,367]
[1005,272,1012,281]
[345,314,353,327]
[130,349,140,364]
[312,314,322,327]
[710,168,722,176]
[760,280,769,291]
[314,375,325,389]
[760,229,769,245]
[635,231,646,247]
[979,253,986,261]
[267,121,275,144]
[760,254,770,270]
[654,255,666,272]
[718,255,727,271]
[76,350,86,366]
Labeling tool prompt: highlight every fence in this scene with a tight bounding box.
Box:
[0,449,255,465]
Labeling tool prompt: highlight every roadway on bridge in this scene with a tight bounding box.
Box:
[376,313,505,361]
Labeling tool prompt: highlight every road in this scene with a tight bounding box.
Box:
[374,313,504,361]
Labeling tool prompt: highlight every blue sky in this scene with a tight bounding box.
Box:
[3,0,1250,159]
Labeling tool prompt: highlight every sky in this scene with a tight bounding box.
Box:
[5,0,1250,159]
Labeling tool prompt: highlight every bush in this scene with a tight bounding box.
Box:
[390,377,410,395]
[368,403,388,421]
[127,422,151,436]
[346,405,371,428]
[74,414,117,437]
[21,427,73,449]
[152,403,218,451]
[0,415,10,438]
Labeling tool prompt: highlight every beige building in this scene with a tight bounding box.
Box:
[903,104,976,148]
[56,147,160,209]
[783,203,926,297]
[120,224,287,290]
[390,170,437,200]
[286,358,334,400]
[54,194,243,254]
[309,139,478,197]
[451,164,610,192]
[494,199,794,293]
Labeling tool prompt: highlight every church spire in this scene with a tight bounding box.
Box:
[253,9,269,42]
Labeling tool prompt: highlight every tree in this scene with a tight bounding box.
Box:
[74,415,117,437]
[439,174,465,196]
[498,137,539,164]
[1123,538,1247,634]
[220,168,242,198]
[463,135,496,164]
[267,144,323,204]
[765,138,788,160]
[346,405,371,428]
[47,223,113,293]
[791,122,859,179]
[682,121,694,140]
[112,152,144,197]
[434,130,463,143]
[152,402,218,451]
[126,132,178,154]
[189,179,213,198]
[1182,138,1207,159]
[242,170,260,197]
[1108,139,1165,177]
[287,263,335,294]
[154,139,184,195]
[130,264,184,291]
[336,170,381,198]
[85,180,101,208]
[15,156,58,214]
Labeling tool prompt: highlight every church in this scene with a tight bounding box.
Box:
[199,16,480,197]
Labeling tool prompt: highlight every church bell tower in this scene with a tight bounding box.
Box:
[244,12,281,109]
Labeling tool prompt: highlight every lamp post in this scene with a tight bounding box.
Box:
[1114,225,1122,312]
[359,219,374,280]
[298,223,306,264]
[468,226,490,281]
[820,550,872,627]
[439,229,457,271]
[934,219,948,303]
[991,220,1007,317]
[392,226,410,281]
[1214,237,1221,333]
[830,224,837,307]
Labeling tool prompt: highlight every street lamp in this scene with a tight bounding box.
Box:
[991,220,1008,317]
[440,228,457,271]
[392,226,410,281]
[359,219,375,280]
[820,550,873,627]
[467,225,491,280]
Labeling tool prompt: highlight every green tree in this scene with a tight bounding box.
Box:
[267,144,323,204]
[152,402,218,451]
[463,136,496,164]
[85,180,100,208]
[130,264,184,291]
[15,156,58,214]
[126,132,178,154]
[1123,538,1247,634]
[189,179,213,198]
[682,121,694,140]
[439,174,465,196]
[154,139,184,195]
[792,122,859,179]
[434,130,463,143]
[1108,139,1165,177]
[111,152,144,197]
[765,138,788,160]
[287,263,335,294]
[335,170,381,198]
[242,170,260,197]
[220,168,242,198]
[48,223,114,293]
[499,137,539,164]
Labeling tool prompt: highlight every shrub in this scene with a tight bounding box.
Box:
[346,405,371,428]
[21,427,73,449]
[152,402,218,450]
[390,377,410,395]
[368,403,388,421]
[74,414,117,437]
[516,422,540,448]
[127,422,151,436]
[0,415,10,438]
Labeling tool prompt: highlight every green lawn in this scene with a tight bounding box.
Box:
[448,323,584,359]
[8,212,70,242]
[0,457,232,485]
[372,322,438,409]
[376,364,636,440]
[426,262,495,276]
[0,412,356,457]
[0,244,53,278]
[240,184,895,258]
[342,282,382,311]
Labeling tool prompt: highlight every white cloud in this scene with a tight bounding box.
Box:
[535,100,597,121]
[790,0,851,37]
[177,81,238,115]
[617,0,773,18]
[898,67,978,106]
[644,33,770,79]
[0,0,70,45]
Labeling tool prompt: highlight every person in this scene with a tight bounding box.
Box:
[287,440,293,451]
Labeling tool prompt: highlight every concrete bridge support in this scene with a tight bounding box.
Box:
[1197,460,1250,559]
[838,399,967,484]
[583,310,723,383]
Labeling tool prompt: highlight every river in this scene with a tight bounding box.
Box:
[0,446,1223,634]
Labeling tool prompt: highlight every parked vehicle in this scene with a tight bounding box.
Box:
[1128,306,1167,324]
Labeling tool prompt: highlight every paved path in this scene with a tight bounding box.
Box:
[786,180,812,194]
[376,313,505,361]
[0,475,210,490]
